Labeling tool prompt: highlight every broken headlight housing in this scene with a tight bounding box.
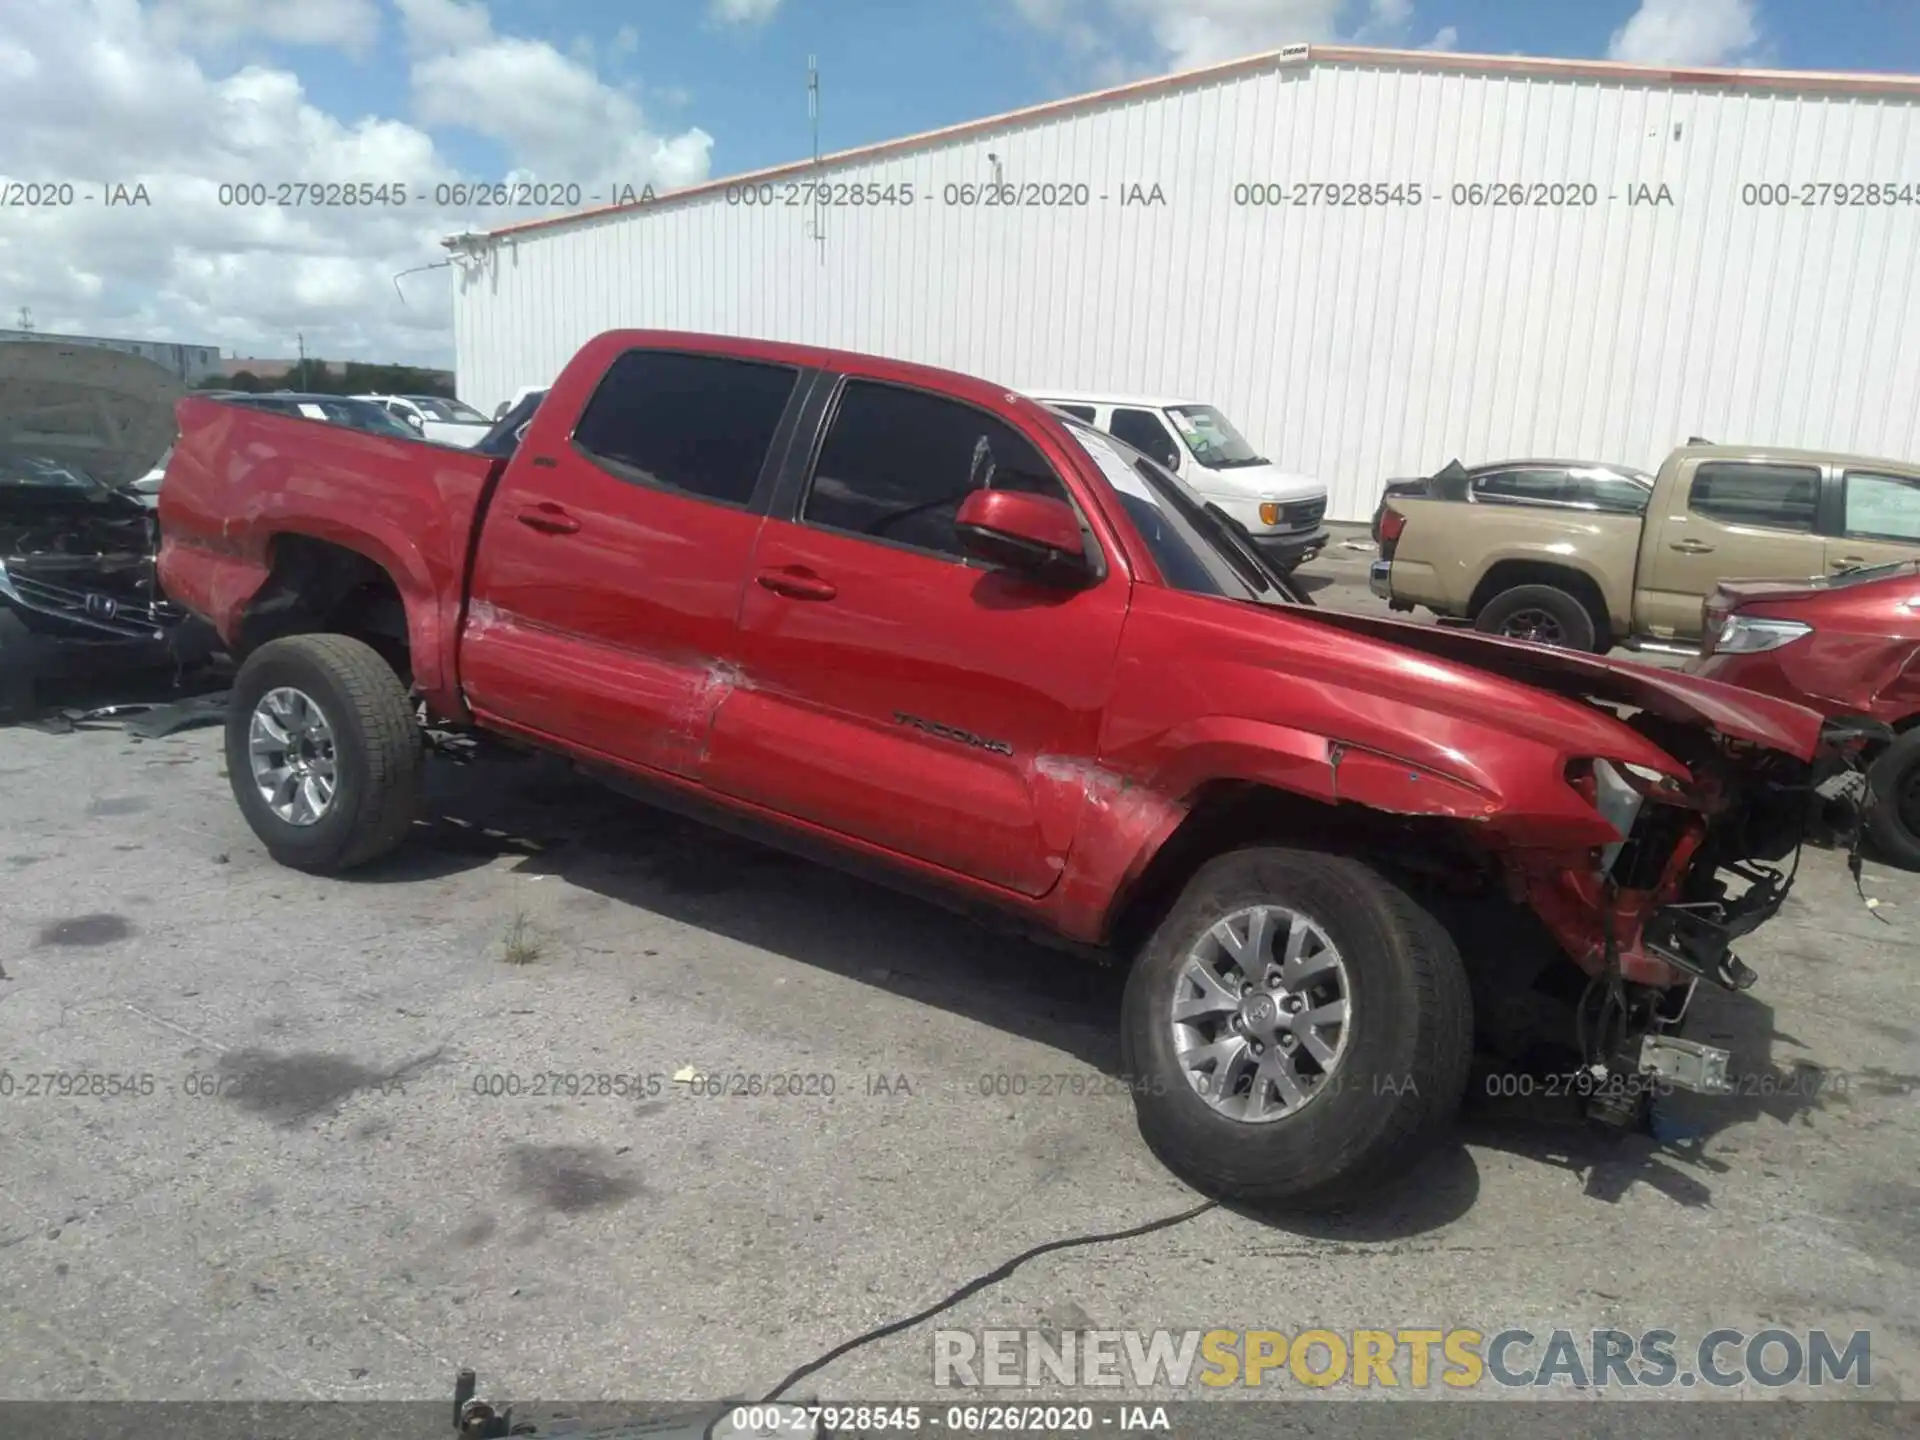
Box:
[1713,615,1812,653]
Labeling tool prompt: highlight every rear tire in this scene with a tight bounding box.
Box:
[1864,729,1920,871]
[225,634,423,873]
[1475,584,1600,652]
[1121,848,1473,1211]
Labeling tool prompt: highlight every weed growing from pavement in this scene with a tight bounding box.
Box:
[501,910,541,965]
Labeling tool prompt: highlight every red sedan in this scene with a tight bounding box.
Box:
[1690,560,1920,867]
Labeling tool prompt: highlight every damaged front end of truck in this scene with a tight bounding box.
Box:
[1305,608,1887,1134]
[1505,713,1883,1129]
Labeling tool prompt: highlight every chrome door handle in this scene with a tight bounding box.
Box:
[1670,539,1715,554]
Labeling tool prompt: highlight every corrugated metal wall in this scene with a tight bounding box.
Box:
[453,54,1920,523]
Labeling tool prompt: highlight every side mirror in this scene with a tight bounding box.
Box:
[403,412,426,431]
[955,489,1092,585]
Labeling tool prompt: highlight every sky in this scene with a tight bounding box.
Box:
[0,0,1916,369]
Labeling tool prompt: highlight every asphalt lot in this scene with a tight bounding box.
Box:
[2,528,1917,1418]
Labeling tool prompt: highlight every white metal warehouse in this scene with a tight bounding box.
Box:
[448,42,1920,523]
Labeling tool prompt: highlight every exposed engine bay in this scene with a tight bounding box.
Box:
[0,341,218,716]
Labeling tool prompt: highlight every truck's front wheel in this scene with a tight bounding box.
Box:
[1864,728,1920,870]
[225,634,424,873]
[1121,848,1472,1210]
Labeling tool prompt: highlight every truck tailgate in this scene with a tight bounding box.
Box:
[156,397,503,711]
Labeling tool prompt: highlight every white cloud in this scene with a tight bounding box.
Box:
[395,0,494,55]
[0,0,714,371]
[411,38,712,186]
[709,0,783,26]
[1422,24,1458,51]
[1607,0,1761,67]
[1012,0,1448,74]
[147,0,382,56]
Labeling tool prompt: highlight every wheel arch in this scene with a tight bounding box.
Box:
[235,532,439,700]
[1096,771,1500,962]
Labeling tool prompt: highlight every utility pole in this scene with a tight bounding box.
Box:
[297,331,306,389]
[807,54,824,265]
[15,305,33,333]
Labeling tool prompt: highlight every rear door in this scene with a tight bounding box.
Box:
[458,346,811,777]
[1635,458,1826,639]
[1828,467,1920,572]
[702,376,1130,896]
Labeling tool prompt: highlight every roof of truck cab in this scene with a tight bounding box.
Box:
[1024,390,1211,410]
[1676,443,1920,473]
[1467,458,1652,478]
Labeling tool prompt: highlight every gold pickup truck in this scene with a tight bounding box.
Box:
[1371,443,1920,652]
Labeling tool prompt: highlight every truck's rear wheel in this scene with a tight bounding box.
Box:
[1120,848,1472,1210]
[225,634,424,873]
[1475,584,1600,652]
[1864,729,1920,870]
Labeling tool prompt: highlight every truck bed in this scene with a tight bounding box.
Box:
[156,397,503,716]
[1386,495,1642,630]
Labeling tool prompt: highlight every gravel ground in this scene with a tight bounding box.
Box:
[1,528,1916,1427]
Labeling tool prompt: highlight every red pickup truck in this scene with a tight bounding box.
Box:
[159,330,1861,1210]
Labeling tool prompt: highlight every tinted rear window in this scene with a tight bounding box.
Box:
[1688,463,1820,531]
[573,350,799,506]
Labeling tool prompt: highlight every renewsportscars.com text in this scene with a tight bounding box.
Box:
[932,1327,1872,1390]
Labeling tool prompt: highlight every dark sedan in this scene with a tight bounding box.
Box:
[218,392,425,441]
[1370,458,1653,544]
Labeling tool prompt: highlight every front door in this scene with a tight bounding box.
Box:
[703,377,1131,897]
[1636,458,1827,639]
[458,346,808,777]
[1827,467,1920,573]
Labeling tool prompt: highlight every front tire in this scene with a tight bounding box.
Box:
[1121,848,1473,1210]
[1864,729,1920,871]
[225,634,424,873]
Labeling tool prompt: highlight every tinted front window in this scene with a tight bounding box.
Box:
[1109,408,1182,469]
[1689,463,1819,532]
[574,350,799,506]
[1048,403,1096,422]
[803,380,1071,559]
[1842,471,1920,543]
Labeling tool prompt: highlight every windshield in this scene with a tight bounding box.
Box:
[0,448,112,496]
[1825,558,1920,585]
[312,398,422,439]
[1165,404,1265,468]
[1064,421,1290,604]
[409,396,488,423]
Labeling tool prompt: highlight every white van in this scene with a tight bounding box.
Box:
[1025,391,1329,570]
[354,394,494,448]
